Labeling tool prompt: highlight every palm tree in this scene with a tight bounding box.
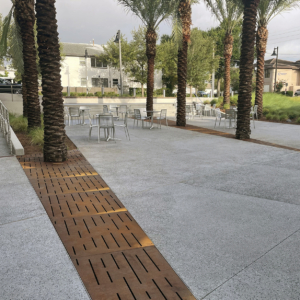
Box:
[176,0,192,126]
[255,0,299,118]
[205,0,243,106]
[236,0,260,139]
[35,0,67,162]
[0,0,41,126]
[115,0,177,113]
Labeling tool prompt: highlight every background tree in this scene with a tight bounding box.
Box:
[125,27,148,96]
[187,28,220,96]
[205,0,243,105]
[236,0,260,139]
[36,0,67,162]
[116,0,177,113]
[205,20,242,97]
[255,0,300,118]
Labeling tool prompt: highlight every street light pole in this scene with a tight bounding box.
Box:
[85,49,89,95]
[271,47,278,92]
[212,44,215,98]
[114,30,123,96]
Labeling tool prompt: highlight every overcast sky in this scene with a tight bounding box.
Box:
[1,0,300,61]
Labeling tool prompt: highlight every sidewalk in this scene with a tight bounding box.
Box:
[66,119,300,299]
[0,133,90,300]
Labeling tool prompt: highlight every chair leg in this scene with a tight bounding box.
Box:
[166,118,168,126]
[89,127,92,141]
[126,127,130,141]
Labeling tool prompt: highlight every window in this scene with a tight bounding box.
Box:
[113,79,118,86]
[91,57,107,68]
[92,78,108,87]
[79,57,85,66]
[81,78,87,86]
[265,69,270,78]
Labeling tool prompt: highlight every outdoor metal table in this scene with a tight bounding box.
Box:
[79,108,90,125]
[145,110,160,130]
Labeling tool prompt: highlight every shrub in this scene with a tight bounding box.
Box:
[62,92,68,96]
[224,103,230,109]
[29,127,44,148]
[280,114,289,121]
[296,117,300,124]
[263,108,270,116]
[203,100,210,104]
[103,92,119,97]
[94,91,102,97]
[70,92,78,97]
[272,114,280,121]
[288,112,298,120]
[10,115,28,132]
[281,91,293,97]
[210,99,217,106]
[266,113,273,120]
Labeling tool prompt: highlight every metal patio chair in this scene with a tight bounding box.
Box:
[119,105,127,120]
[133,109,151,128]
[98,114,115,142]
[68,107,81,126]
[156,109,168,129]
[114,112,130,140]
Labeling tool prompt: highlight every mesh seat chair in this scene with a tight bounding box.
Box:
[103,105,109,113]
[212,104,216,116]
[68,107,81,125]
[250,106,256,128]
[88,112,100,142]
[98,114,115,142]
[253,104,258,119]
[64,107,70,125]
[133,109,151,128]
[186,105,193,119]
[195,103,203,118]
[204,104,212,116]
[114,112,130,140]
[156,109,168,129]
[225,109,236,128]
[214,108,226,127]
[119,105,127,120]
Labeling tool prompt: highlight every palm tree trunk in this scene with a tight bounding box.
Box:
[177,0,191,127]
[236,0,260,140]
[36,0,67,162]
[22,74,28,118]
[146,28,157,114]
[15,0,41,129]
[255,25,268,119]
[223,33,233,105]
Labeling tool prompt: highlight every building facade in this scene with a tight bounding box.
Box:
[262,58,300,94]
[60,42,162,93]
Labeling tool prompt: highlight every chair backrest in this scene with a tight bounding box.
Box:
[119,105,127,113]
[98,114,114,127]
[69,107,80,116]
[124,112,128,125]
[103,105,108,113]
[64,107,69,115]
[225,109,235,118]
[186,105,192,113]
[138,108,147,117]
[205,104,211,110]
[215,108,222,118]
[134,109,141,119]
[254,105,258,113]
[212,104,216,109]
[161,109,167,118]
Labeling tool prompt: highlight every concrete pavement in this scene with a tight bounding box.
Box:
[66,119,300,299]
[0,132,90,299]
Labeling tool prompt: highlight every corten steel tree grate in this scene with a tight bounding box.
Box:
[18,150,196,300]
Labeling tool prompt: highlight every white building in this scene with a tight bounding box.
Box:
[60,42,162,92]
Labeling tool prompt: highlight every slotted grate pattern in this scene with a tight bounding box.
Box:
[18,150,196,300]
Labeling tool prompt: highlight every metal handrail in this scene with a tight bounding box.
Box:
[0,100,12,154]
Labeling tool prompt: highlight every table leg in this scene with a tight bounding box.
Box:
[149,113,154,130]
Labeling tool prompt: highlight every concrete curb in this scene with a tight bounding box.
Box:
[10,126,24,156]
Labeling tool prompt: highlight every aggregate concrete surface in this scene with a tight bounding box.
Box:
[0,132,90,299]
[66,118,300,300]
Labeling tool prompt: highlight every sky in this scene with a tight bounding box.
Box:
[1,0,300,61]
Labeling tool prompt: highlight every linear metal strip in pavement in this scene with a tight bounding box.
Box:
[18,150,196,300]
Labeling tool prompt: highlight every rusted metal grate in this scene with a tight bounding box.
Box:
[18,150,196,300]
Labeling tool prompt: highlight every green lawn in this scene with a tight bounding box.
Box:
[228,93,300,123]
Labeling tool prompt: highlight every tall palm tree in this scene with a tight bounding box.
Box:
[255,0,299,118]
[0,0,41,125]
[35,0,67,162]
[115,0,177,112]
[236,0,260,139]
[205,0,243,106]
[176,0,192,126]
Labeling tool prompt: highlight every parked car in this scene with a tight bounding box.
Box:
[0,78,22,94]
[295,89,300,96]
[197,91,210,97]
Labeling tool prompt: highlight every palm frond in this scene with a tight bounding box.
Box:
[0,5,14,56]
[204,0,243,34]
[9,21,24,74]
[115,0,178,29]
[258,0,300,26]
